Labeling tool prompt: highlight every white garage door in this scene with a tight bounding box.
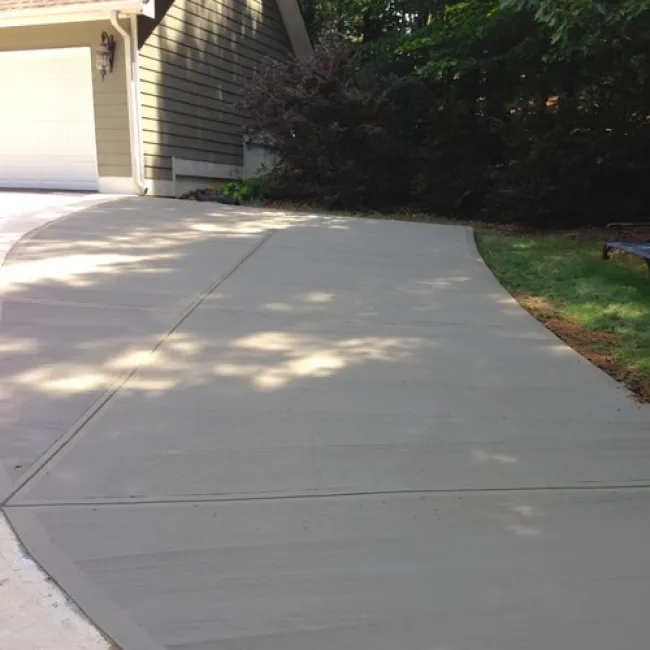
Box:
[0,48,99,190]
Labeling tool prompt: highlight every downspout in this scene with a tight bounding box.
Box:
[109,10,147,194]
[129,14,147,193]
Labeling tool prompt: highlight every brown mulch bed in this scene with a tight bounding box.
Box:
[520,296,650,403]
[477,221,650,242]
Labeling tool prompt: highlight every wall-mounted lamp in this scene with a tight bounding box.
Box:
[96,32,116,80]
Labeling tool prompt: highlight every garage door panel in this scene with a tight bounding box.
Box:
[1,163,97,190]
[15,123,97,153]
[0,48,99,190]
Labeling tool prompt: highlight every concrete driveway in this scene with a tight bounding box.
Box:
[1,197,650,650]
[0,191,112,240]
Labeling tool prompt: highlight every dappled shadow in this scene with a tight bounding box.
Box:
[490,500,543,539]
[0,201,321,303]
[3,329,420,397]
[0,198,469,485]
[3,198,650,499]
[7,202,650,650]
[0,252,179,295]
[214,331,419,390]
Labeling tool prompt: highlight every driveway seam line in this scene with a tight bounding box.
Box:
[0,196,128,499]
[7,482,650,509]
[1,230,275,507]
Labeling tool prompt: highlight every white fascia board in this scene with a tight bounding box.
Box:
[0,0,145,27]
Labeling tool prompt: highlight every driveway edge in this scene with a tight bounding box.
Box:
[3,506,162,650]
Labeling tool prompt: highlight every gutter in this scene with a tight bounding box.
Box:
[109,11,148,195]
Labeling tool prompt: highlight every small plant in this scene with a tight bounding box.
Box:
[218,181,249,204]
[218,175,275,205]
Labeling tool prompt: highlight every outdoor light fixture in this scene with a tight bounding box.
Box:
[96,32,116,80]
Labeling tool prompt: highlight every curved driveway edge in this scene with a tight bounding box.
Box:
[2,199,650,650]
[0,193,123,650]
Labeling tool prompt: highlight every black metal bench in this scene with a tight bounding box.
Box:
[602,222,650,276]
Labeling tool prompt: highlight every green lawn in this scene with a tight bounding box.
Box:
[475,230,650,397]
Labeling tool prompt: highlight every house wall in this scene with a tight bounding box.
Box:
[137,0,292,195]
[0,21,133,188]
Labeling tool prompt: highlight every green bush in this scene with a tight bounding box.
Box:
[218,176,276,204]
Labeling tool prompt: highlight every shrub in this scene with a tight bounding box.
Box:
[241,19,650,226]
[218,176,277,204]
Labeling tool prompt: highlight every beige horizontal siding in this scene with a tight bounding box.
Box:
[97,117,132,131]
[94,102,129,121]
[139,0,291,182]
[101,164,134,177]
[142,31,265,76]
[99,152,133,164]
[151,16,287,64]
[140,54,243,96]
[139,69,242,105]
[143,131,242,156]
[97,139,132,155]
[143,143,243,166]
[140,103,243,131]
[155,0,288,56]
[143,116,243,141]
[143,164,174,180]
[140,85,243,133]
[144,155,173,168]
[0,21,131,180]
[172,0,289,57]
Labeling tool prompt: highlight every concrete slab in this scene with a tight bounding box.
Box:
[0,513,112,650]
[2,199,650,650]
[11,315,649,503]
[2,219,262,309]
[8,489,650,650]
[0,192,124,650]
[0,193,113,244]
[189,235,543,328]
[0,198,275,493]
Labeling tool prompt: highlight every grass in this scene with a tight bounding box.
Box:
[475,229,650,401]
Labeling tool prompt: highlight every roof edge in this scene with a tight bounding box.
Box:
[0,0,144,27]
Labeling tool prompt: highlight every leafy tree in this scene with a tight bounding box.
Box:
[501,0,650,53]
[244,0,650,225]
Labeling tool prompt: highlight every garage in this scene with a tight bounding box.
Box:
[0,47,99,190]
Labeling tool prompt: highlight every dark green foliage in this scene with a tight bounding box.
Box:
[243,41,421,210]
[244,1,650,225]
